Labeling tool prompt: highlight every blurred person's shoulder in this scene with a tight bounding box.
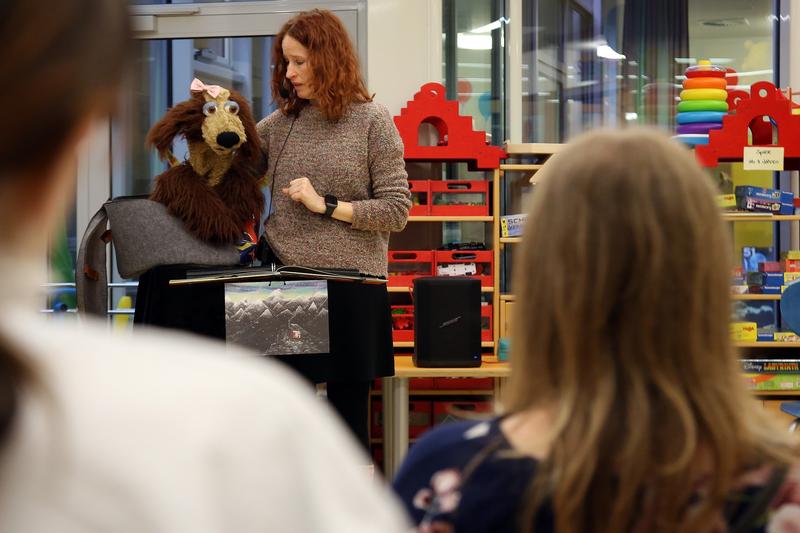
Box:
[3,313,335,462]
[14,314,317,427]
[0,313,410,532]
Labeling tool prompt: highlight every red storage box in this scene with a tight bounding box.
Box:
[391,305,414,342]
[410,401,433,438]
[481,304,493,342]
[371,397,383,438]
[434,250,493,286]
[408,180,430,216]
[371,444,384,471]
[758,261,782,273]
[374,377,434,390]
[430,180,489,216]
[433,378,494,390]
[388,251,434,287]
[433,401,493,425]
[410,378,435,390]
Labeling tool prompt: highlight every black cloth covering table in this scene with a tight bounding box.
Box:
[133,265,395,383]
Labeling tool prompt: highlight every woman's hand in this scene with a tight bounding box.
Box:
[282,177,325,214]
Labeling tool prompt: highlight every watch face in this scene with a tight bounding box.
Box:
[325,194,338,207]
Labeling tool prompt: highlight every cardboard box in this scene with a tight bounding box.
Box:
[730,322,758,342]
[774,332,800,343]
[758,261,782,273]
[740,359,800,373]
[500,214,527,237]
[747,272,783,288]
[786,272,800,284]
[785,259,800,272]
[717,194,737,210]
[735,185,794,215]
[743,373,800,391]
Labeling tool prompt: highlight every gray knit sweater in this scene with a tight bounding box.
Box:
[256,101,411,277]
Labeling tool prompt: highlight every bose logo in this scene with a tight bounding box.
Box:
[439,316,461,328]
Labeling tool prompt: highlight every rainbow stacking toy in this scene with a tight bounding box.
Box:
[674,60,729,146]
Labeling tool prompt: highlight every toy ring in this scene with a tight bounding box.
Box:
[684,65,727,79]
[676,111,726,124]
[673,133,709,145]
[677,100,729,112]
[677,122,722,135]
[680,88,728,101]
[683,77,727,90]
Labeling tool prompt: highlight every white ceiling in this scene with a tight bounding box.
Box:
[689,0,773,37]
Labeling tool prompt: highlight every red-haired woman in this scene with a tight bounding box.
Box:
[256,9,411,453]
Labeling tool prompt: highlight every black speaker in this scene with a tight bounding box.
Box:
[413,277,481,367]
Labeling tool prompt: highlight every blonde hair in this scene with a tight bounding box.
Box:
[506,128,797,532]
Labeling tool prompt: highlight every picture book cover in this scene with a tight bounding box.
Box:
[741,246,775,273]
[225,280,330,356]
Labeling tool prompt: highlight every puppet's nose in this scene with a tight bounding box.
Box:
[217,132,240,148]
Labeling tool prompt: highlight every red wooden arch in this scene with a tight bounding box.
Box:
[696,81,800,169]
[393,82,507,170]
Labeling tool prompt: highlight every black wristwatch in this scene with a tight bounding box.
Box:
[324,194,338,217]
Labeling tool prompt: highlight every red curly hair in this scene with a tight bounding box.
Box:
[272,9,372,121]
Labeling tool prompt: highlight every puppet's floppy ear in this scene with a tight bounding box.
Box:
[145,94,204,161]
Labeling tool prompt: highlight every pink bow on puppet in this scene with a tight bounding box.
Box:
[190,78,223,98]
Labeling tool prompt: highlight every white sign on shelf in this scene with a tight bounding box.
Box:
[743,146,784,171]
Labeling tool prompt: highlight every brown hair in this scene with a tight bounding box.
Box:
[271,9,372,121]
[0,0,131,447]
[506,128,798,532]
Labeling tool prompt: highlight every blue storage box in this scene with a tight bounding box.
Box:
[735,186,794,215]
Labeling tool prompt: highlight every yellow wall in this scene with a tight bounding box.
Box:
[728,164,775,256]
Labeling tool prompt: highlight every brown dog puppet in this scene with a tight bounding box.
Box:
[147,78,265,244]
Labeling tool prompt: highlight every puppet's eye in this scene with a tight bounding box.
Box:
[224,101,240,115]
[202,102,218,116]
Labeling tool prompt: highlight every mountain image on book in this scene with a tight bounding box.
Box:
[224,280,330,356]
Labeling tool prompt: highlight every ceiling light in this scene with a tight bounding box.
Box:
[597,44,625,60]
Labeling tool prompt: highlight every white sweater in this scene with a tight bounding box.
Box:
[0,266,408,532]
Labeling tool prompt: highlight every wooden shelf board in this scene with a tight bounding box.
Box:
[392,355,510,378]
[732,294,782,300]
[504,142,562,155]
[388,286,494,293]
[722,213,800,222]
[499,237,522,244]
[393,341,495,348]
[751,390,800,396]
[737,342,800,348]
[500,164,543,171]
[408,216,494,222]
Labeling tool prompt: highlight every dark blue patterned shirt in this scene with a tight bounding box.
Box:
[392,417,800,533]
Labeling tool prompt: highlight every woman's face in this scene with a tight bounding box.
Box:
[282,34,314,100]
